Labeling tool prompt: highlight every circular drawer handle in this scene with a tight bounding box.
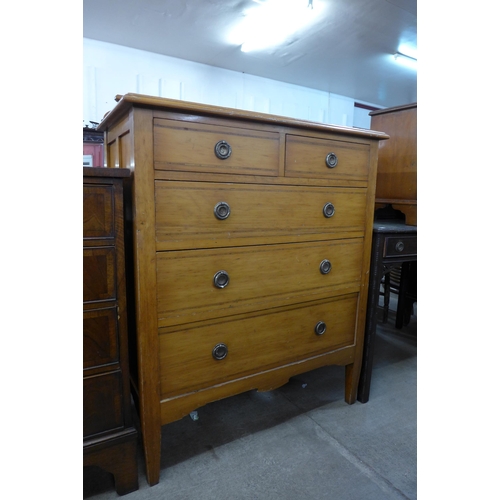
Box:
[315,321,327,336]
[212,343,228,360]
[214,140,232,160]
[214,201,231,220]
[323,202,335,218]
[325,152,338,168]
[319,259,332,274]
[395,241,405,252]
[213,270,230,288]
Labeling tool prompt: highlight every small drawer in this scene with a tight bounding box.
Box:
[159,294,358,399]
[156,239,363,327]
[83,306,119,370]
[83,247,116,303]
[155,180,367,250]
[83,371,124,438]
[384,235,417,258]
[285,134,370,183]
[83,184,115,239]
[153,119,279,176]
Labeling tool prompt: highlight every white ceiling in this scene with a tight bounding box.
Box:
[83,0,417,109]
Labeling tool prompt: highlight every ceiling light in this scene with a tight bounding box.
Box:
[394,52,417,69]
[229,0,325,53]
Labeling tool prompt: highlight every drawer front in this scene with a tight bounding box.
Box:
[83,184,114,239]
[83,306,119,371]
[384,235,417,258]
[83,247,116,303]
[156,239,363,327]
[156,181,367,250]
[285,134,370,183]
[153,119,279,176]
[83,371,123,438]
[159,294,358,398]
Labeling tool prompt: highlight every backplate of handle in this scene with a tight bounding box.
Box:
[323,202,335,218]
[315,321,326,335]
[325,152,338,168]
[212,343,228,360]
[214,201,231,220]
[213,270,230,288]
[319,259,332,274]
[214,140,232,160]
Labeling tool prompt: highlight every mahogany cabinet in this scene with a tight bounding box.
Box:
[97,94,389,485]
[370,103,417,225]
[83,167,138,495]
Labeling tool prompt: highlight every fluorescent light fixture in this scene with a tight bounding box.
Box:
[228,0,325,53]
[394,52,417,69]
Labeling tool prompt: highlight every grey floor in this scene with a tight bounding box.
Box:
[84,295,417,500]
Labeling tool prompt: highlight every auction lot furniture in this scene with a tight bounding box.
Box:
[357,220,417,403]
[97,94,388,485]
[83,167,138,495]
[370,103,417,225]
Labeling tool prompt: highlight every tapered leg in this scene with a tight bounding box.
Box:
[142,420,162,486]
[344,363,357,404]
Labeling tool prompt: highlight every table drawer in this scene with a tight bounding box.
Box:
[384,235,417,258]
[83,306,119,371]
[156,239,363,327]
[159,294,358,398]
[83,184,115,240]
[285,134,370,183]
[155,180,367,250]
[83,247,116,303]
[153,119,279,177]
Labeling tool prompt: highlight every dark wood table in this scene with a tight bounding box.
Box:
[357,221,417,403]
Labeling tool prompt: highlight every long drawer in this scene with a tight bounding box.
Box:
[285,134,370,183]
[159,294,358,399]
[156,239,363,327]
[155,181,367,250]
[153,118,280,177]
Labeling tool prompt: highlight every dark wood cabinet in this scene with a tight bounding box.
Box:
[370,103,417,225]
[83,167,138,495]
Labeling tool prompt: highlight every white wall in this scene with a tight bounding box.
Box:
[83,38,376,129]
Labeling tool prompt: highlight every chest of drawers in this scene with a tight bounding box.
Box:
[83,167,138,495]
[97,94,388,486]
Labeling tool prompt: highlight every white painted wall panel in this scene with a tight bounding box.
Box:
[83,38,379,128]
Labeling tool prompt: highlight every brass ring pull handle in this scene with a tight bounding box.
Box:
[213,270,230,288]
[325,152,338,168]
[395,241,405,252]
[323,202,335,218]
[315,321,326,335]
[212,343,228,360]
[214,140,232,160]
[214,201,231,220]
[319,259,332,274]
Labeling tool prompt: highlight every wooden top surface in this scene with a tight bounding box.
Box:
[370,102,416,117]
[373,221,417,234]
[97,93,389,141]
[83,166,131,178]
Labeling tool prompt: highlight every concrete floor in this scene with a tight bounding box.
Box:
[84,297,417,500]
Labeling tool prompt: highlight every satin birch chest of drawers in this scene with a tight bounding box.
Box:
[97,93,388,485]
